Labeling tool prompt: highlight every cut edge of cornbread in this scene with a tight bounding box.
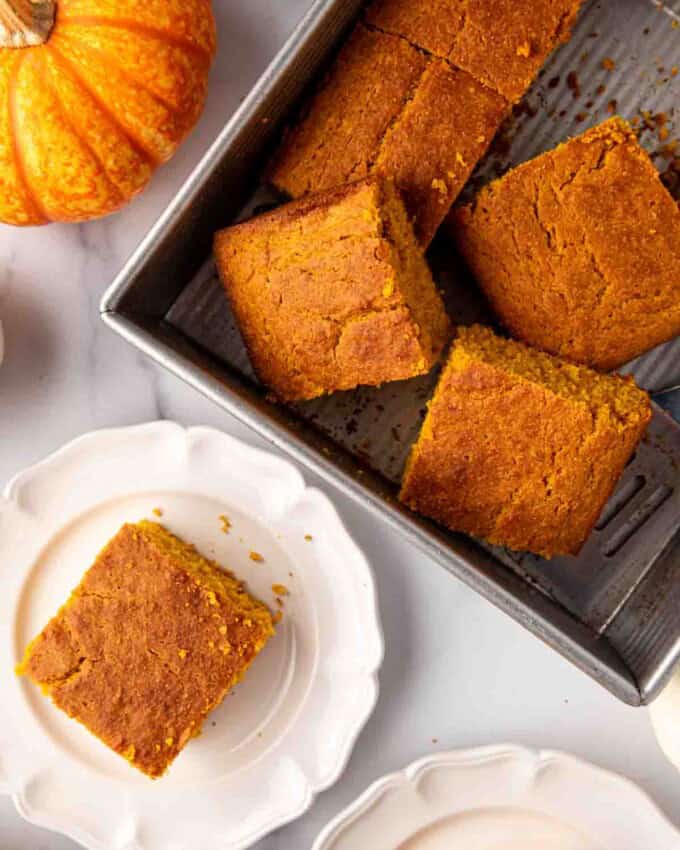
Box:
[377,178,451,368]
[448,325,651,429]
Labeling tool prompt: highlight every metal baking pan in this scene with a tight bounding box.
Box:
[101,0,680,705]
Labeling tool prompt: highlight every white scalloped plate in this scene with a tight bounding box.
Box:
[313,746,680,850]
[0,422,383,850]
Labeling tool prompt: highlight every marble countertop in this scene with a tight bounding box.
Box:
[0,2,678,848]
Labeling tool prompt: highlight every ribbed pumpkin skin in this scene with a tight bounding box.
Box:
[0,0,216,225]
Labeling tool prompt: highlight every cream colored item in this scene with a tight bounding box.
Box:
[651,668,680,772]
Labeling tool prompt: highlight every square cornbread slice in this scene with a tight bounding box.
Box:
[269,23,507,246]
[364,0,584,103]
[214,176,450,401]
[452,119,680,371]
[400,325,651,558]
[17,521,274,779]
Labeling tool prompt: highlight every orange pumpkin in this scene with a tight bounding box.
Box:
[0,0,216,225]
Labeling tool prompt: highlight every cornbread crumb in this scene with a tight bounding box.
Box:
[219,515,232,534]
[273,611,283,625]
[452,118,680,369]
[400,325,651,558]
[304,535,313,542]
[215,176,450,401]
[17,521,275,779]
[249,551,264,563]
[272,584,289,596]
[432,177,448,196]
[152,508,163,517]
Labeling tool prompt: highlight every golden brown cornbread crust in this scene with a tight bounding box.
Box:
[269,23,508,246]
[18,521,274,779]
[214,176,450,402]
[365,0,584,103]
[375,60,508,245]
[452,118,680,370]
[400,325,651,558]
[269,25,426,200]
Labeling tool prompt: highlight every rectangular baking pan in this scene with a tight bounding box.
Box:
[101,0,680,705]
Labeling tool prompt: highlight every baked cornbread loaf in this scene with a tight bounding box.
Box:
[364,0,585,103]
[400,325,651,558]
[452,119,680,370]
[269,24,507,245]
[18,521,274,779]
[214,176,450,401]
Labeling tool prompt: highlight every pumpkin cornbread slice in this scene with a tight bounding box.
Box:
[269,23,507,246]
[451,118,680,370]
[214,176,450,402]
[17,521,274,779]
[374,60,508,246]
[400,325,651,558]
[364,0,584,103]
[268,24,426,202]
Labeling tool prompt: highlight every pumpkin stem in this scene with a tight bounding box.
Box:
[0,0,55,47]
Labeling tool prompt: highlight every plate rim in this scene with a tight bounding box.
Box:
[0,420,384,850]
[311,744,680,850]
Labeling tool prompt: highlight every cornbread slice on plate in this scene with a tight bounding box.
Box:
[17,520,274,779]
[400,325,651,559]
[364,0,585,103]
[269,23,507,245]
[451,118,680,370]
[214,176,450,402]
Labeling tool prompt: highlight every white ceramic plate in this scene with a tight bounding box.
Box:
[313,745,680,850]
[0,421,383,850]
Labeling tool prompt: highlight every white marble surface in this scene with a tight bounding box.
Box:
[0,2,678,848]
